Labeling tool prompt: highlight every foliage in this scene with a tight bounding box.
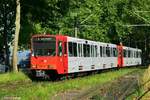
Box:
[0,0,16,46]
[0,0,150,64]
[19,0,150,45]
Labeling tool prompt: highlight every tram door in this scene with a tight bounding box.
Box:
[57,36,68,74]
[117,45,124,67]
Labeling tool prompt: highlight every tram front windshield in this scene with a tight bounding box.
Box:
[32,37,56,56]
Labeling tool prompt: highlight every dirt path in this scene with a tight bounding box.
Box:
[52,70,144,100]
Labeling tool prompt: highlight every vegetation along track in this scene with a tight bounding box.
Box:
[0,66,146,100]
[52,67,146,100]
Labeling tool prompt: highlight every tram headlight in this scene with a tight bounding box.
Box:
[32,65,36,68]
[48,65,54,69]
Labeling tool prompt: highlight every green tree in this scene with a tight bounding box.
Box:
[0,0,16,66]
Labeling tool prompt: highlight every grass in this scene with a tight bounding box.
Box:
[0,67,143,100]
[127,65,150,99]
[0,72,30,84]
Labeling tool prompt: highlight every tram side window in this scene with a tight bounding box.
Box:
[68,42,77,57]
[68,42,73,57]
[110,47,112,57]
[136,51,138,58]
[137,51,140,58]
[83,44,86,57]
[90,45,92,57]
[91,45,94,57]
[100,46,102,57]
[103,47,105,57]
[64,42,67,55]
[78,44,81,57]
[128,50,130,57]
[123,49,127,57]
[106,47,110,57]
[87,44,90,57]
[133,51,135,58]
[95,45,97,57]
[73,43,77,57]
[131,50,133,58]
[111,47,113,57]
[92,45,95,57]
[134,51,136,58]
[113,48,117,57]
[83,44,90,57]
[138,51,141,58]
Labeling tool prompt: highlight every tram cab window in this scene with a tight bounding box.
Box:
[32,37,56,56]
[58,41,62,56]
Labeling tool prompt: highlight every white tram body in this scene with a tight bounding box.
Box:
[67,36,141,74]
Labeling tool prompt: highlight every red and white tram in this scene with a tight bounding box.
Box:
[30,34,142,78]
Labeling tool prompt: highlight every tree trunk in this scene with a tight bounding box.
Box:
[12,0,20,72]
